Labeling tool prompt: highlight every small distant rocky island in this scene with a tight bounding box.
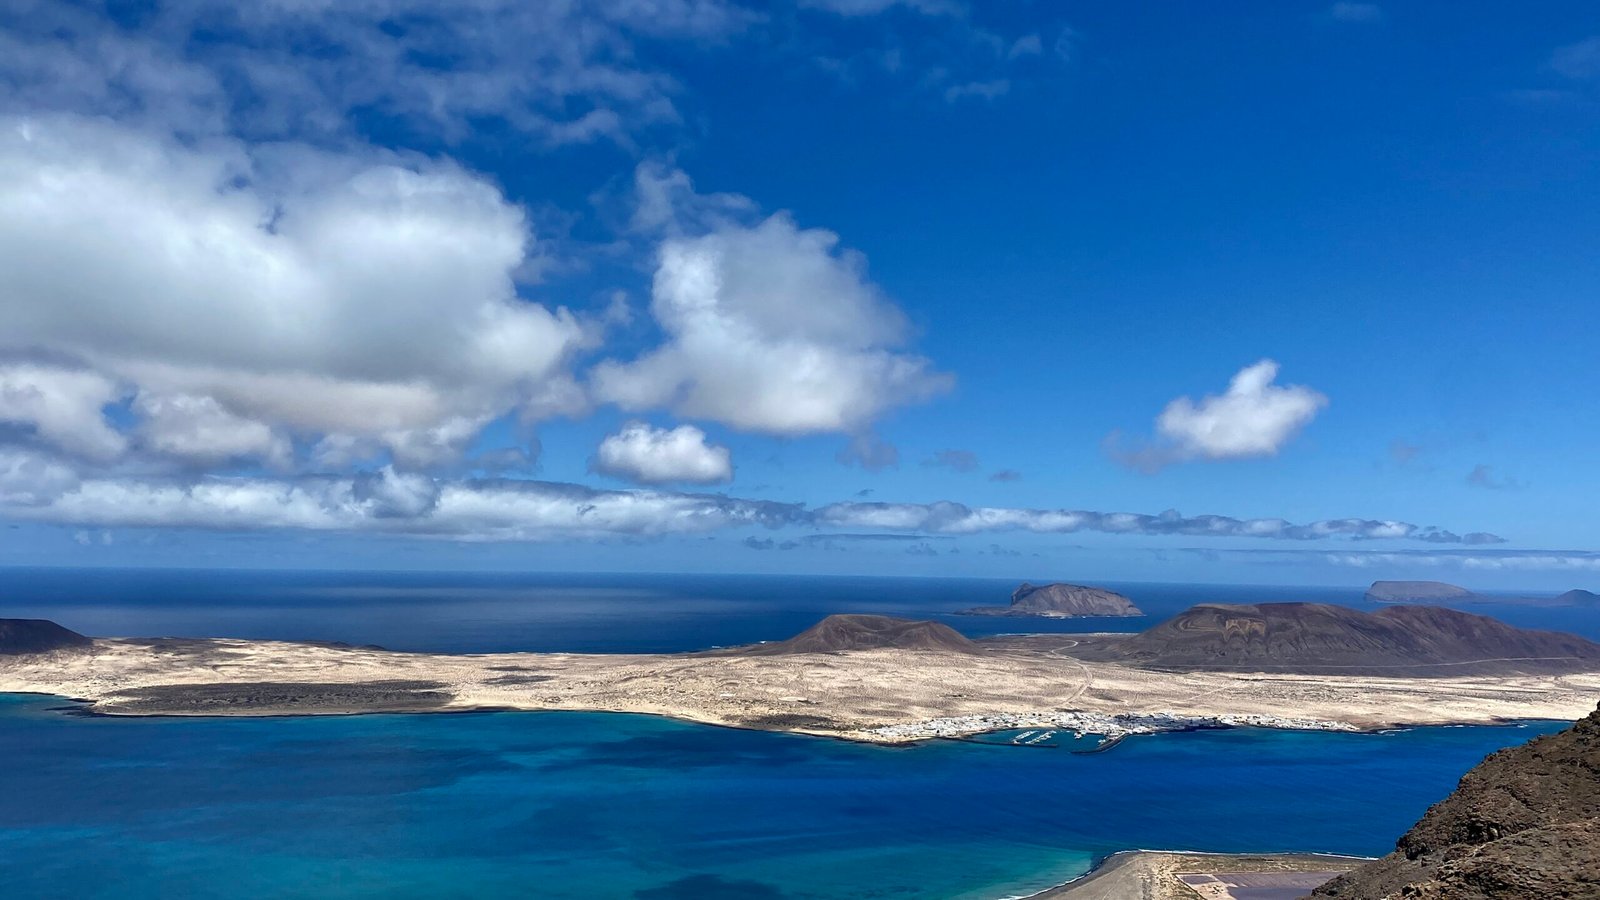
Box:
[960,582,1142,618]
[1366,580,1600,608]
[1557,588,1600,607]
[1365,580,1481,604]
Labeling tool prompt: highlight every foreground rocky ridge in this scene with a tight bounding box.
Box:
[1314,703,1600,899]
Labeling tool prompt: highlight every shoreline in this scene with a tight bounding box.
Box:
[8,688,1569,757]
[1024,845,1376,896]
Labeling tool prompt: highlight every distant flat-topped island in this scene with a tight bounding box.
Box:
[4,606,1599,744]
[1365,579,1600,607]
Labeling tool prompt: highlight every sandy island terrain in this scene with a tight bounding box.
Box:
[1034,851,1368,900]
[3,634,1597,744]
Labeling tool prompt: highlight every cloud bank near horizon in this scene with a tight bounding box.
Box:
[1183,547,1600,573]
[0,452,1505,546]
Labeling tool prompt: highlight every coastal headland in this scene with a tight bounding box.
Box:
[4,608,1598,744]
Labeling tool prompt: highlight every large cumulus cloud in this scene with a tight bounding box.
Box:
[0,113,585,467]
[593,177,952,435]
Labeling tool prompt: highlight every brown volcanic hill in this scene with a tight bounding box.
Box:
[742,615,978,655]
[1366,580,1480,604]
[961,582,1142,618]
[1314,704,1600,899]
[0,619,93,655]
[1069,602,1600,675]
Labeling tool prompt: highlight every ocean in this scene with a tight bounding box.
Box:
[0,695,1565,899]
[0,568,1591,898]
[3,567,1596,653]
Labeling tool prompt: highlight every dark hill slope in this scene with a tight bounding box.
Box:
[1068,603,1600,675]
[1314,704,1600,899]
[0,619,93,655]
[742,615,977,655]
[1556,589,1600,607]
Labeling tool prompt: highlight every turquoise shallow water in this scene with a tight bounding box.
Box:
[0,694,1567,899]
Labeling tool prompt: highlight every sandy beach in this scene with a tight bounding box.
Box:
[1032,851,1369,900]
[4,635,1596,743]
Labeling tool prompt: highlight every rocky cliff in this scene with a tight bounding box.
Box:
[1314,704,1600,899]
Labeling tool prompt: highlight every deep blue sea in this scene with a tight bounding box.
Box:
[0,695,1566,899]
[0,569,1592,898]
[2,567,1596,652]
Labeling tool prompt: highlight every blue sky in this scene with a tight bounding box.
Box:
[0,1,1597,588]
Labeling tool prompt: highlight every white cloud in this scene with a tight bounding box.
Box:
[0,453,1503,546]
[352,466,442,519]
[133,393,292,468]
[0,0,757,147]
[592,421,733,485]
[813,501,1500,544]
[836,433,901,471]
[1118,360,1327,466]
[944,79,1010,102]
[593,171,952,434]
[0,362,126,461]
[1212,548,1600,573]
[1465,464,1526,491]
[8,471,797,540]
[1551,36,1600,80]
[1008,34,1043,59]
[0,447,80,506]
[797,0,961,16]
[923,449,979,472]
[630,161,757,234]
[0,113,587,467]
[1328,3,1383,24]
